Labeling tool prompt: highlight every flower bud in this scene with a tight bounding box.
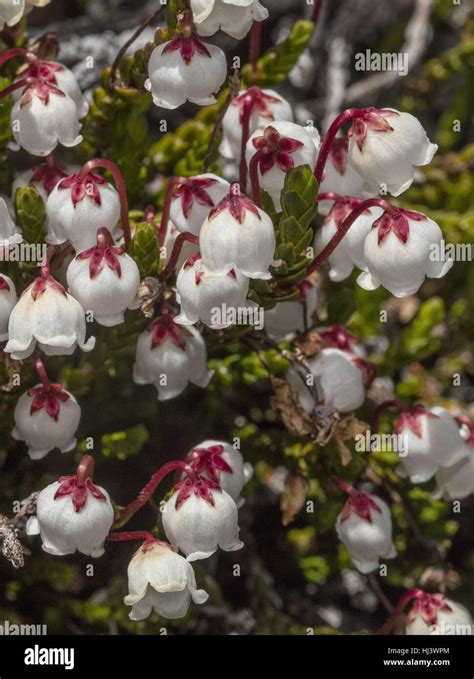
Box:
[405,593,472,635]
[169,174,230,236]
[318,135,364,214]
[145,35,226,109]
[264,280,318,341]
[4,274,95,360]
[162,475,243,561]
[336,490,396,574]
[191,0,269,40]
[347,108,437,196]
[0,274,17,341]
[124,541,209,620]
[358,208,453,297]
[133,318,213,400]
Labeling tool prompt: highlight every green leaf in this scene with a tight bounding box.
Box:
[130,220,159,277]
[14,186,46,244]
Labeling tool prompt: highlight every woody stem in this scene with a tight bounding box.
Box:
[159,231,199,281]
[76,455,95,484]
[314,108,366,183]
[0,47,30,68]
[35,357,51,389]
[239,100,252,189]
[0,76,40,100]
[157,176,185,248]
[249,20,263,75]
[378,589,422,635]
[249,149,264,207]
[311,0,324,24]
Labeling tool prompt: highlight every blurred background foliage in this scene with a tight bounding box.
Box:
[0,0,473,635]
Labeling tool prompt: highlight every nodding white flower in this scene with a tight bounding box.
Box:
[199,189,276,279]
[12,161,68,203]
[336,490,396,574]
[133,318,213,401]
[66,244,140,327]
[185,440,253,506]
[318,324,367,358]
[264,279,318,341]
[347,108,437,197]
[191,0,268,40]
[318,136,365,215]
[162,474,243,561]
[11,81,82,157]
[26,474,114,557]
[45,172,121,251]
[124,540,209,621]
[357,208,453,298]
[288,347,375,414]
[405,593,472,635]
[12,383,80,460]
[169,174,230,236]
[315,198,383,282]
[0,274,17,341]
[175,254,250,329]
[0,197,22,247]
[395,406,468,484]
[246,121,320,209]
[164,222,199,270]
[0,0,50,29]
[4,273,95,360]
[14,59,88,118]
[433,448,474,501]
[145,34,227,109]
[220,87,293,160]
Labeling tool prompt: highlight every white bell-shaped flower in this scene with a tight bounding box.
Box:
[0,0,50,29]
[220,87,293,160]
[318,135,365,215]
[405,593,472,635]
[358,208,453,298]
[318,324,367,358]
[246,121,320,209]
[124,540,209,621]
[12,161,68,203]
[169,174,230,236]
[164,222,199,271]
[26,472,114,557]
[347,108,437,196]
[336,490,396,574]
[162,474,243,561]
[0,197,22,247]
[11,81,82,157]
[315,198,383,282]
[4,273,95,360]
[395,406,468,484]
[191,0,268,40]
[12,382,81,460]
[133,317,213,401]
[433,447,474,501]
[0,274,17,341]
[175,254,250,329]
[66,242,140,327]
[145,34,227,109]
[199,188,276,279]
[288,347,372,414]
[264,279,318,341]
[45,171,121,251]
[185,440,253,506]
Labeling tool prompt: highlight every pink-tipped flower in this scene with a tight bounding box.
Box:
[220,87,293,160]
[4,274,95,360]
[318,324,367,358]
[405,593,472,635]
[145,35,227,109]
[347,108,437,196]
[162,474,243,561]
[124,541,209,620]
[169,174,230,236]
[191,0,268,40]
[45,171,121,251]
[336,489,396,574]
[12,161,70,203]
[264,280,318,341]
[0,274,17,341]
[12,382,81,460]
[318,136,365,214]
[133,318,213,400]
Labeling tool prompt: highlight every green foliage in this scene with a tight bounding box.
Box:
[129,218,159,277]
[14,186,46,244]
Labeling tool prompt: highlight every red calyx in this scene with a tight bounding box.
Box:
[162,34,211,65]
[27,383,70,421]
[324,197,370,229]
[353,356,378,389]
[31,161,67,195]
[27,274,67,301]
[186,444,233,483]
[20,80,65,108]
[54,475,107,513]
[320,325,360,353]
[340,490,382,524]
[232,87,281,123]
[406,592,452,627]
[173,474,221,509]
[209,191,260,224]
[395,406,438,438]
[58,171,108,207]
[252,125,304,174]
[327,135,349,176]
[148,318,192,352]
[172,177,217,218]
[372,207,426,245]
[184,252,202,269]
[76,245,124,279]
[19,59,64,85]
[0,276,10,292]
[348,108,399,151]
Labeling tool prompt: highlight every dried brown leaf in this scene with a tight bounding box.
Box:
[280,474,309,526]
